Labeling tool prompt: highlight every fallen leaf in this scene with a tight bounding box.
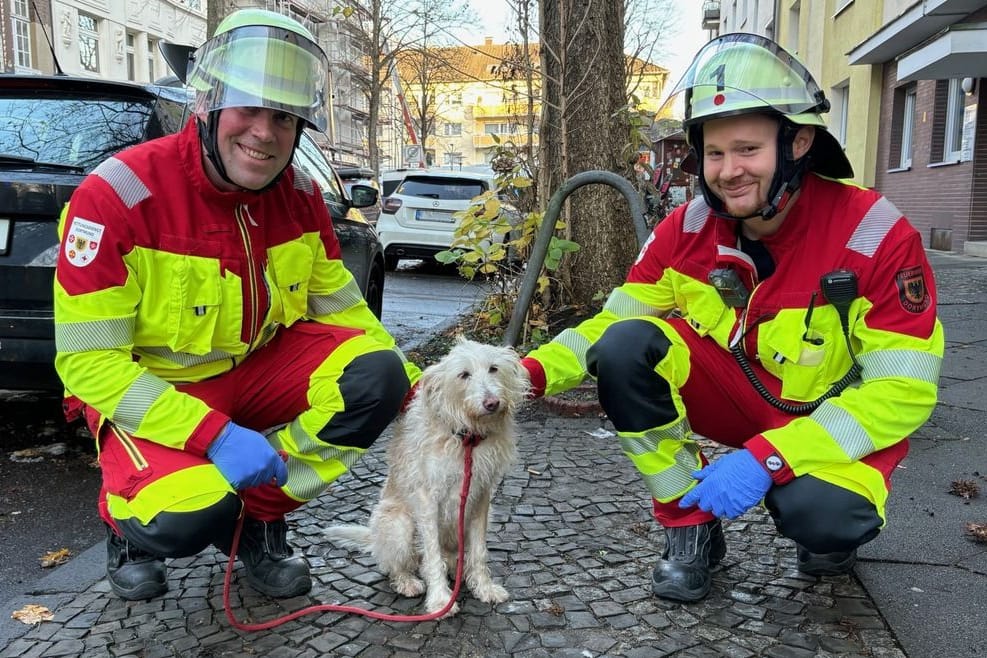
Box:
[11,604,54,625]
[965,522,987,544]
[39,548,72,568]
[949,479,980,500]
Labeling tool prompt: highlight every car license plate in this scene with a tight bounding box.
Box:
[415,209,454,223]
[0,219,9,256]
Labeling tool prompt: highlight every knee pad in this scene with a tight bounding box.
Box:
[117,493,240,558]
[588,320,676,432]
[318,349,408,448]
[765,475,881,553]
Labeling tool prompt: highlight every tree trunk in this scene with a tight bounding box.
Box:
[538,0,637,306]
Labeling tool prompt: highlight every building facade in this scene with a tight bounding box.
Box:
[2,0,386,168]
[399,37,669,169]
[710,0,986,255]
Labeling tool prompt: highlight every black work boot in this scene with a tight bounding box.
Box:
[796,544,857,576]
[105,525,168,601]
[652,519,726,602]
[235,517,311,598]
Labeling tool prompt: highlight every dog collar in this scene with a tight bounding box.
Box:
[456,430,484,447]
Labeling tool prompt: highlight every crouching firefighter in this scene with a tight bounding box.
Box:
[519,32,943,602]
[53,8,419,601]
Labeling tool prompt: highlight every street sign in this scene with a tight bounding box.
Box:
[403,144,423,165]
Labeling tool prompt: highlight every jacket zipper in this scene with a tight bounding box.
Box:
[110,425,149,471]
[234,204,260,347]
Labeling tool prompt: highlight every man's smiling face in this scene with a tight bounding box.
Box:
[207,106,299,192]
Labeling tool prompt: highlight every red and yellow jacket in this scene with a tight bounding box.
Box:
[526,174,943,482]
[54,120,418,456]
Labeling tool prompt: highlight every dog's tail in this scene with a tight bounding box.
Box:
[323,524,372,552]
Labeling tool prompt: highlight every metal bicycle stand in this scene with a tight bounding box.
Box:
[502,170,651,347]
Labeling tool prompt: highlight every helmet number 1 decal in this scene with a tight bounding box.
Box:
[710,63,726,105]
[710,63,726,91]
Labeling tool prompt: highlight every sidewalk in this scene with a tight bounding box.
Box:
[1,251,984,658]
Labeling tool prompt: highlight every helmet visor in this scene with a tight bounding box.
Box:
[188,24,329,131]
[660,33,827,127]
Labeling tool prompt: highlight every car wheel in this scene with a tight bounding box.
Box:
[365,258,385,319]
[384,254,399,272]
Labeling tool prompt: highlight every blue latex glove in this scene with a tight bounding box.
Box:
[678,449,772,519]
[206,422,288,490]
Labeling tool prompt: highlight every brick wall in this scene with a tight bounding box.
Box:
[873,61,977,251]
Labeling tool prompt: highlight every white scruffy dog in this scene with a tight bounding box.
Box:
[324,337,530,616]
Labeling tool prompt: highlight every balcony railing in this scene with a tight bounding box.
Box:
[702,1,720,30]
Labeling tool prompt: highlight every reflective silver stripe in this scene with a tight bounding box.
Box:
[810,402,875,460]
[858,349,942,386]
[284,418,364,500]
[92,158,151,209]
[55,317,134,352]
[683,197,710,233]
[308,279,365,316]
[138,346,235,367]
[603,288,659,318]
[113,372,171,433]
[292,165,314,195]
[392,345,409,364]
[621,424,699,499]
[846,197,901,257]
[553,328,592,371]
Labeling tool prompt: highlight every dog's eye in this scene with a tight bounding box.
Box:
[458,370,471,379]
[489,365,498,373]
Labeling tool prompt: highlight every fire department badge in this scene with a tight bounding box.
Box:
[895,265,931,313]
[64,217,104,267]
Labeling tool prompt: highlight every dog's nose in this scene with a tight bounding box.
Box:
[483,397,501,413]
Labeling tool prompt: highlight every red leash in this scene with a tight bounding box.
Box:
[222,441,477,630]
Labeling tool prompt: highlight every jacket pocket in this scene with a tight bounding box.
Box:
[758,305,842,402]
[270,243,315,325]
[167,254,223,355]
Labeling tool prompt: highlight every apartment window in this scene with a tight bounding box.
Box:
[442,123,462,137]
[889,84,916,169]
[944,78,965,161]
[147,37,157,82]
[126,33,136,81]
[79,13,100,73]
[830,82,849,147]
[484,122,515,135]
[931,78,967,163]
[12,0,31,69]
[787,1,800,54]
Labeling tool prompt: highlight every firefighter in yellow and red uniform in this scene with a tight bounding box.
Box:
[521,33,944,602]
[54,9,419,601]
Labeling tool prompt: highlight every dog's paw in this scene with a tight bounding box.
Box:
[425,595,458,618]
[474,582,509,604]
[391,574,425,597]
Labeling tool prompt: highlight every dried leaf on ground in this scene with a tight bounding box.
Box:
[39,548,72,568]
[11,604,54,624]
[949,479,980,500]
[965,522,987,544]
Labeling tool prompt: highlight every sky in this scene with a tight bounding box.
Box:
[459,0,708,103]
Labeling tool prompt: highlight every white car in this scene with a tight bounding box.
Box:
[377,169,515,270]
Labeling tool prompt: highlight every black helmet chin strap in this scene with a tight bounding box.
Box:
[197,110,303,193]
[692,119,810,222]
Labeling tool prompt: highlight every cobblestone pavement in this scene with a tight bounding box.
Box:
[2,407,906,658]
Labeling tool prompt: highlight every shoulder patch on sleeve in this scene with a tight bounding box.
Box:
[64,217,104,267]
[896,266,931,313]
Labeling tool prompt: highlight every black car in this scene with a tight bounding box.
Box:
[0,74,385,391]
